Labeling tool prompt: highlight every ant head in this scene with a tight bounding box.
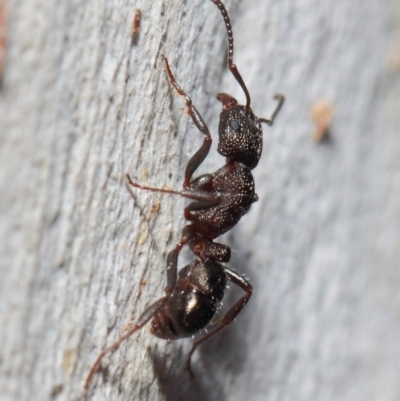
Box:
[216,93,262,170]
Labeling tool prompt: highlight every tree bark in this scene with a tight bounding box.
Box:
[1,0,400,400]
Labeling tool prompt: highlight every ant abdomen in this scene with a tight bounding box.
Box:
[150,260,227,339]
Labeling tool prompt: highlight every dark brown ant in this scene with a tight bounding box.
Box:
[84,0,284,390]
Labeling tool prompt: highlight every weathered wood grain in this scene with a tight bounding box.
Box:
[1,0,399,400]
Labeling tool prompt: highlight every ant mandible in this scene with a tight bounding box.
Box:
[84,0,284,389]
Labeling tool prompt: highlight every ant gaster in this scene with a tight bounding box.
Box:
[85,0,284,389]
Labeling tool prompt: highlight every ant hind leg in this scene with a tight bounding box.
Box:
[84,224,186,391]
[84,296,168,391]
[186,267,252,378]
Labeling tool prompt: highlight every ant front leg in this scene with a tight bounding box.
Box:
[186,267,252,378]
[258,94,285,126]
[163,57,212,189]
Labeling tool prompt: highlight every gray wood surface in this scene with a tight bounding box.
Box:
[1,0,400,400]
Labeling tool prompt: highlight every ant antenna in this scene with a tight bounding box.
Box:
[258,94,285,126]
[210,0,251,111]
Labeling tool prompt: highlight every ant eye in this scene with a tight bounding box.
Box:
[229,119,240,131]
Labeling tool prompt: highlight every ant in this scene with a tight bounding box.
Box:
[84,0,284,389]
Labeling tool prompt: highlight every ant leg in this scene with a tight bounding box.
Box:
[84,229,187,391]
[187,173,213,192]
[163,57,212,188]
[184,197,221,212]
[183,196,223,224]
[126,173,183,196]
[258,94,285,126]
[84,296,167,390]
[186,267,252,377]
[164,236,190,290]
[127,173,222,206]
